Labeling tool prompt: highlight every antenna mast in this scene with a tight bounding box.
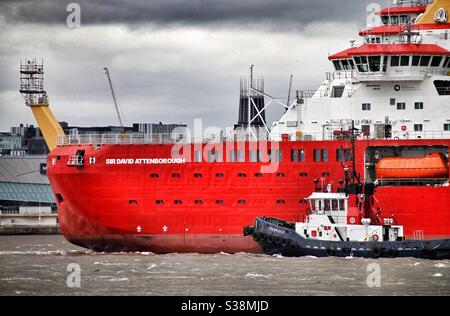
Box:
[104,67,124,127]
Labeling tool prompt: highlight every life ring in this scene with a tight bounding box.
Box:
[394,84,401,91]
[349,217,356,224]
[372,247,382,258]
[372,234,380,241]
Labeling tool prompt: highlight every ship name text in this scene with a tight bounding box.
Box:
[106,158,186,165]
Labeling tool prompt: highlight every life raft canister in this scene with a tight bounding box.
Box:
[372,234,380,241]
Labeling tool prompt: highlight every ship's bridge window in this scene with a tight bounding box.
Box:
[341,60,351,70]
[333,60,343,71]
[339,199,345,211]
[400,56,410,66]
[444,123,450,131]
[444,57,450,68]
[414,124,423,132]
[331,199,339,211]
[420,56,431,67]
[390,15,399,25]
[412,55,421,66]
[354,56,369,73]
[368,56,381,72]
[431,56,443,67]
[391,56,400,67]
[348,59,356,70]
[400,15,408,24]
[324,199,331,211]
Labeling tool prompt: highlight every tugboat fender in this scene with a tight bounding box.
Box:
[372,247,382,258]
[341,248,351,257]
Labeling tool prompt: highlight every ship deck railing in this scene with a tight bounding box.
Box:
[375,178,449,186]
[56,130,450,146]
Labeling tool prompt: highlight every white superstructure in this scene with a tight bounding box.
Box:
[271,0,450,141]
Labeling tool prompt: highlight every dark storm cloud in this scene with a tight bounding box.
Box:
[0,0,367,29]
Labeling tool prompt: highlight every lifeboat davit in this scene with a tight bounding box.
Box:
[375,152,449,179]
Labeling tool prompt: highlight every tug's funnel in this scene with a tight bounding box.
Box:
[19,59,64,151]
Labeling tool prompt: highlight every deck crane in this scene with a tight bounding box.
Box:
[103,67,124,127]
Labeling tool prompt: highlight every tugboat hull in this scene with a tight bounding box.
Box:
[244,218,450,259]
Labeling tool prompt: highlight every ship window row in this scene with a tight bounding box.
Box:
[361,101,424,111]
[149,199,311,205]
[194,149,282,163]
[311,199,346,212]
[414,124,423,132]
[152,171,314,178]
[381,15,410,26]
[334,55,450,73]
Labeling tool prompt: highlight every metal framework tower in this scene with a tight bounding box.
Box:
[20,59,48,106]
[19,59,64,151]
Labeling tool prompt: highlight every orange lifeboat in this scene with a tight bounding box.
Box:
[375,152,449,179]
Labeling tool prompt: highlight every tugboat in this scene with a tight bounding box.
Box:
[244,124,450,259]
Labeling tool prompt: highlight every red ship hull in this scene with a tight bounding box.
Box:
[47,139,450,253]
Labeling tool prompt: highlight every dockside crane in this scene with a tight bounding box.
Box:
[103,67,124,127]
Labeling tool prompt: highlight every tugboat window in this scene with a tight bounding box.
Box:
[431,56,443,67]
[400,56,409,66]
[412,55,421,66]
[420,55,431,67]
[332,199,338,211]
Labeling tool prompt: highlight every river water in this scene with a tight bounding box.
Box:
[0,235,448,296]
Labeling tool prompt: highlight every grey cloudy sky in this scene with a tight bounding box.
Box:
[0,0,374,131]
